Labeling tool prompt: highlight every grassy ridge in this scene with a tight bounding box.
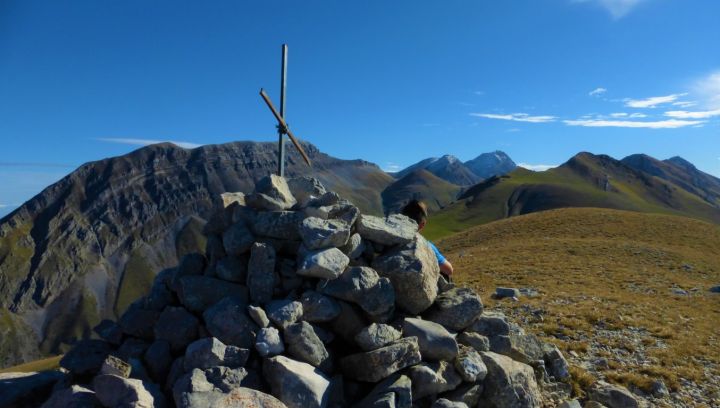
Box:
[438,208,720,401]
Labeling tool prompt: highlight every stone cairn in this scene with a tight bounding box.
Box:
[39,175,579,408]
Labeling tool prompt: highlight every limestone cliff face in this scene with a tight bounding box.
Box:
[0,140,393,367]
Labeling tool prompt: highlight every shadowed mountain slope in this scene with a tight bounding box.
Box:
[463,150,517,179]
[381,169,463,214]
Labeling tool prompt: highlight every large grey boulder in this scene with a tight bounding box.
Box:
[246,174,297,211]
[247,242,277,304]
[402,318,459,361]
[256,327,285,357]
[543,344,571,381]
[249,211,303,241]
[319,266,395,319]
[425,287,483,331]
[372,234,439,314]
[183,337,248,371]
[588,381,639,408]
[173,369,215,406]
[203,296,259,348]
[284,321,331,371]
[203,366,250,392]
[479,352,542,408]
[454,345,487,382]
[177,276,249,313]
[247,305,270,327]
[354,323,402,351]
[154,306,199,352]
[177,387,288,408]
[297,247,349,280]
[59,339,113,376]
[0,371,67,408]
[300,291,341,323]
[266,299,304,329]
[467,312,511,337]
[356,214,417,246]
[222,221,255,256]
[299,217,352,250]
[40,385,99,408]
[340,337,421,383]
[456,332,490,352]
[264,355,331,408]
[407,361,463,400]
[288,176,327,207]
[93,374,160,408]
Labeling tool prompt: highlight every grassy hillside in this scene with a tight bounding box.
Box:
[423,153,720,241]
[436,208,720,403]
[381,169,462,214]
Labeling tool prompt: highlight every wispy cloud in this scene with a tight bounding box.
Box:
[470,113,557,123]
[589,87,607,97]
[518,163,558,172]
[574,0,647,19]
[624,93,686,108]
[96,138,201,149]
[383,162,402,172]
[672,101,697,108]
[564,118,703,129]
[693,71,720,109]
[664,108,720,119]
[0,204,9,208]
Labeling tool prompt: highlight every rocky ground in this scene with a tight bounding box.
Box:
[0,176,647,408]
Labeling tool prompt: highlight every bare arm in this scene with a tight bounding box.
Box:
[440,260,454,276]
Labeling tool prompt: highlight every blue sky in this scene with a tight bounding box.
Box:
[1,0,720,217]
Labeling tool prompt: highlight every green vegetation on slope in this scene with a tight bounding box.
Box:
[114,250,156,316]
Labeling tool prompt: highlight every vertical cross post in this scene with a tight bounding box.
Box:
[277,44,288,177]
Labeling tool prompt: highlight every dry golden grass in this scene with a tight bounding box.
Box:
[437,207,720,398]
[0,355,62,374]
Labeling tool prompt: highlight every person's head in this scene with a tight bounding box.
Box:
[401,200,428,231]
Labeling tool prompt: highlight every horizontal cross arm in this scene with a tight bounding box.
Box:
[260,88,312,167]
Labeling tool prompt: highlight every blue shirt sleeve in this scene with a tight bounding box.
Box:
[427,241,446,265]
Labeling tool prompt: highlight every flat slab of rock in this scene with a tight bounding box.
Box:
[266,300,304,329]
[178,275,249,312]
[408,360,463,400]
[93,374,159,408]
[340,337,421,383]
[479,352,542,408]
[356,214,417,246]
[354,323,402,351]
[588,381,639,408]
[297,247,349,280]
[372,234,439,314]
[203,296,258,348]
[403,318,459,361]
[299,217,352,250]
[425,287,484,331]
[495,287,520,299]
[467,312,511,337]
[247,242,277,304]
[264,355,331,408]
[355,374,412,408]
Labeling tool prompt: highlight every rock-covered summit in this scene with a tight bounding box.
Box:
[3,175,637,407]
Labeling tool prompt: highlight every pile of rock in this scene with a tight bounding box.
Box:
[30,175,582,407]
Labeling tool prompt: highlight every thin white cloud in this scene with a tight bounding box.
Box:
[0,204,9,208]
[589,87,607,97]
[574,0,646,19]
[564,118,704,129]
[693,71,720,109]
[628,112,647,118]
[672,101,697,108]
[664,108,720,119]
[624,93,686,109]
[383,163,402,172]
[610,112,628,118]
[518,163,558,172]
[470,113,557,123]
[96,138,201,149]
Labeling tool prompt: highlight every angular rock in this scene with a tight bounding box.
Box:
[246,174,297,211]
[300,291,341,323]
[372,235,439,314]
[173,369,214,406]
[456,332,490,352]
[266,299,304,329]
[264,355,331,408]
[256,327,285,357]
[145,340,172,383]
[495,287,520,299]
[288,176,327,207]
[588,381,639,408]
[340,233,365,260]
[425,287,484,331]
[441,383,483,408]
[299,217,352,250]
[544,344,571,381]
[177,387,287,408]
[93,319,123,345]
[222,221,255,256]
[355,374,412,408]
[479,352,542,408]
[184,338,227,371]
[247,304,270,328]
[249,211,303,240]
[356,214,417,246]
[407,361,463,401]
[403,318,459,361]
[203,296,259,348]
[215,255,248,283]
[340,337,421,383]
[467,312,511,337]
[223,345,250,368]
[177,275,249,313]
[298,247,349,280]
[0,371,67,408]
[454,345,487,382]
[319,266,395,319]
[93,374,159,408]
[284,321,331,371]
[203,366,249,392]
[100,355,132,378]
[59,339,113,376]
[154,306,199,352]
[330,301,367,342]
[355,323,402,351]
[40,385,99,408]
[220,192,246,208]
[247,242,277,304]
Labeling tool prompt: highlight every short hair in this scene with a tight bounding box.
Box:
[401,200,428,225]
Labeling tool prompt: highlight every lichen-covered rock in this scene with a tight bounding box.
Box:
[288,176,327,207]
[454,345,487,382]
[355,374,412,408]
[402,318,459,361]
[247,305,270,328]
[356,214,417,246]
[297,247,349,280]
[247,242,277,304]
[249,211,303,240]
[340,337,422,383]
[479,352,542,408]
[266,299,304,329]
[467,312,511,337]
[264,355,331,408]
[372,235,439,314]
[441,383,483,408]
[203,296,258,348]
[246,174,297,211]
[100,355,132,378]
[354,323,402,351]
[300,291,341,323]
[408,361,463,401]
[183,338,227,371]
[425,287,483,331]
[284,321,331,371]
[340,233,365,260]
